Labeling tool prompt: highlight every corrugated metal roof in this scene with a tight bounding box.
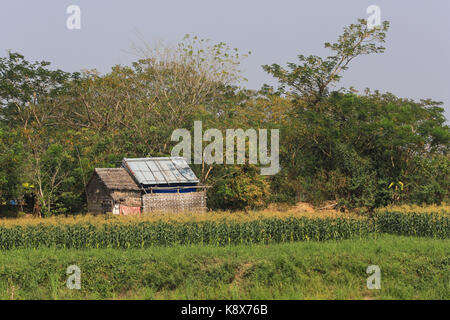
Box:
[122,157,199,186]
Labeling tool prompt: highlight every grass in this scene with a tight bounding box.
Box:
[0,210,364,227]
[377,203,450,215]
[1,203,448,227]
[0,235,448,300]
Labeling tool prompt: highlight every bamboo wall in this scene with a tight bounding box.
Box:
[142,191,207,213]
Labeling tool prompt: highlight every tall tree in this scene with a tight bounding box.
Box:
[263,19,389,106]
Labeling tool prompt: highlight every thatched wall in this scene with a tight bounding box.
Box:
[142,191,206,213]
[86,174,113,213]
[86,169,141,213]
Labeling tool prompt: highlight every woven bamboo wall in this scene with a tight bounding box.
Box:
[110,190,142,207]
[142,191,207,213]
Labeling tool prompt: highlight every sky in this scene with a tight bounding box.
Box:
[1,0,449,121]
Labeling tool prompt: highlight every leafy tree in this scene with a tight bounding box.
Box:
[207,164,270,211]
[263,19,389,106]
[0,51,77,126]
[0,52,78,215]
[262,19,448,209]
[0,128,26,203]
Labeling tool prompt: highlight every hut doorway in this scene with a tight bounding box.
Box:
[112,203,120,215]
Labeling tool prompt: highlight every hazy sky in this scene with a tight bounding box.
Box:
[1,0,449,120]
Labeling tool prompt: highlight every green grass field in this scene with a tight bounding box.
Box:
[0,235,448,300]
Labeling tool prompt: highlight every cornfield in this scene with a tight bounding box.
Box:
[0,212,448,250]
[375,211,450,238]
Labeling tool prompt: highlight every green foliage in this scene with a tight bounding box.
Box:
[405,155,449,205]
[277,91,449,209]
[375,211,450,237]
[263,19,389,104]
[261,18,448,209]
[208,164,270,211]
[0,51,77,124]
[0,129,26,202]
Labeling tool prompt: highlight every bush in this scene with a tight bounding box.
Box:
[208,164,270,211]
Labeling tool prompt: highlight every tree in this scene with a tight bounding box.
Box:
[262,19,449,209]
[263,19,389,106]
[0,51,76,126]
[0,52,78,215]
[0,128,26,203]
[207,164,270,211]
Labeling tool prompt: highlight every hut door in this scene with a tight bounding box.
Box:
[112,203,120,215]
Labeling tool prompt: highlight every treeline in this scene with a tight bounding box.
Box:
[0,19,448,216]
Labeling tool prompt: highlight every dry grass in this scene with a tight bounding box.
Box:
[376,203,450,215]
[0,209,360,228]
[0,203,447,227]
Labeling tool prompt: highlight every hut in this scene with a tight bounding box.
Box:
[86,168,141,214]
[86,157,207,214]
[122,157,207,213]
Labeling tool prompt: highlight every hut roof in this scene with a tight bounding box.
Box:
[94,168,140,191]
[122,157,199,186]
